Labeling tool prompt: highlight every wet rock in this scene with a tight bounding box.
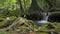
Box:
[47,23,55,29]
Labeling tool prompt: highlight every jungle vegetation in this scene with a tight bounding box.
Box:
[0,0,60,34]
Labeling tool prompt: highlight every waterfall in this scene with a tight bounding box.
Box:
[42,12,49,21]
[34,12,60,25]
[36,12,49,24]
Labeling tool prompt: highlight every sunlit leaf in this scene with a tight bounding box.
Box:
[21,0,32,11]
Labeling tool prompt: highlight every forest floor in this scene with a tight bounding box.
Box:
[0,23,60,34]
[0,17,60,34]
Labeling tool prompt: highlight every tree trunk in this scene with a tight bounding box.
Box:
[18,0,24,15]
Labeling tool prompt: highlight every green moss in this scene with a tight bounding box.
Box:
[0,16,16,27]
[0,30,7,34]
[36,32,48,34]
[0,22,5,26]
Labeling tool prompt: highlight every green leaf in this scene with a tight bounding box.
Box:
[21,0,32,13]
[36,0,50,11]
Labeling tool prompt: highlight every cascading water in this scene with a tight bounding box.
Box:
[42,12,49,21]
[36,12,49,25]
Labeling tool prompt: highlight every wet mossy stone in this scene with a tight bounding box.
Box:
[47,23,55,29]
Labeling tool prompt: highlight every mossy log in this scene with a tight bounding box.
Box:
[6,17,33,31]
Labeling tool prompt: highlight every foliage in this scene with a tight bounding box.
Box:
[20,0,32,11]
[0,30,7,34]
[0,16,16,27]
[0,0,60,34]
[36,0,50,11]
[0,0,60,17]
